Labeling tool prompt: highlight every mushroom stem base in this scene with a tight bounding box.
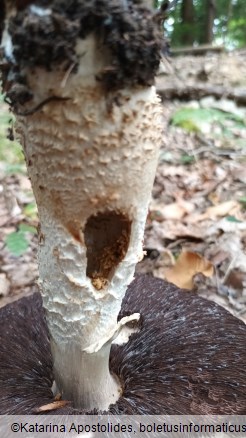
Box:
[51,340,121,410]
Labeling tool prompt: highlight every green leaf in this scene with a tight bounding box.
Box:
[19,223,37,234]
[23,202,38,219]
[226,216,242,223]
[5,231,29,256]
[170,107,244,133]
[159,151,174,163]
[239,197,246,209]
[5,163,26,174]
[180,154,195,164]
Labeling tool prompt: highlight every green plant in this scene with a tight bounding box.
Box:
[5,223,36,257]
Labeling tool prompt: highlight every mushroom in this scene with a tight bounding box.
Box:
[0,0,245,415]
[1,275,246,414]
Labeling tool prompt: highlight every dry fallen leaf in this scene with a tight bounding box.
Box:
[34,400,70,413]
[164,251,214,289]
[153,249,175,278]
[149,199,194,221]
[224,269,246,292]
[0,273,10,297]
[209,250,230,267]
[205,200,240,219]
[187,200,241,223]
[162,165,189,177]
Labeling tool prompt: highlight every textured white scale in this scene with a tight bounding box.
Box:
[14,34,163,409]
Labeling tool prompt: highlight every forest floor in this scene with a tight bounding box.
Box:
[0,49,245,322]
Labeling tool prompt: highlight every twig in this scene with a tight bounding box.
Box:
[61,63,77,88]
[15,96,70,116]
[223,255,237,284]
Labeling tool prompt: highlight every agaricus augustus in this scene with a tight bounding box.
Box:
[0,0,245,414]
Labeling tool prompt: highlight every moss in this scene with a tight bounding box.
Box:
[1,0,162,106]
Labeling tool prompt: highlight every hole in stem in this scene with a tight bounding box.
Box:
[84,211,131,290]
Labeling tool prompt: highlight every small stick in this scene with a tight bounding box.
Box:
[15,96,70,116]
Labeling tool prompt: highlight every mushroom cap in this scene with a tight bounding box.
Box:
[0,275,245,414]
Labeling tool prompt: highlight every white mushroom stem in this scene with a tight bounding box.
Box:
[14,34,163,409]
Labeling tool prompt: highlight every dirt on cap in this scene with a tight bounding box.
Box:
[1,0,162,107]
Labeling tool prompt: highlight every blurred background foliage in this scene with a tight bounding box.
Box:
[154,0,246,49]
[0,95,24,170]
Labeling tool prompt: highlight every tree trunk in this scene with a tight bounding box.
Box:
[181,0,195,45]
[204,0,216,44]
[222,0,232,44]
